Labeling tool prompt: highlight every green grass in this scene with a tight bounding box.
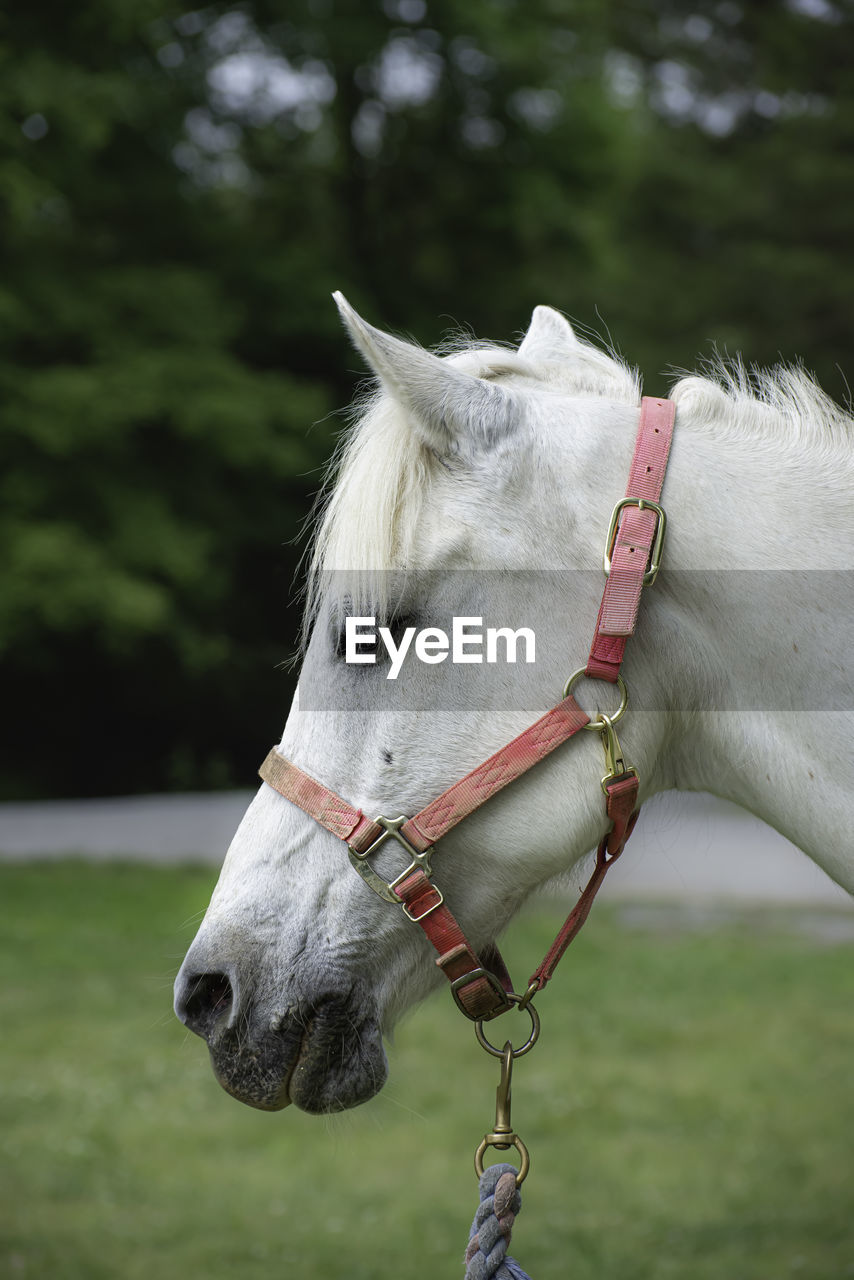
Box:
[1,862,853,1280]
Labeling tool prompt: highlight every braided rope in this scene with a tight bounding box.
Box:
[464,1164,532,1280]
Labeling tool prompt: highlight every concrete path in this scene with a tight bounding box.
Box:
[0,788,851,908]
[0,790,251,865]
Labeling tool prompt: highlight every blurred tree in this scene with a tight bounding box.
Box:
[0,2,334,796]
[599,0,854,393]
[1,0,851,797]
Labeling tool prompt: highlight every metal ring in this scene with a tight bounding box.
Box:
[475,1134,530,1185]
[475,993,540,1059]
[563,668,628,729]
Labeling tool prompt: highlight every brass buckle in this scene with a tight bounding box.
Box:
[348,816,435,906]
[450,968,514,1021]
[401,887,445,924]
[603,497,667,585]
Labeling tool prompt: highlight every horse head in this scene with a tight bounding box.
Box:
[172,297,712,1112]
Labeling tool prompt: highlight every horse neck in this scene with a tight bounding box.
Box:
[639,403,854,880]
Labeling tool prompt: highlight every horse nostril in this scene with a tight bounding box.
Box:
[175,970,236,1040]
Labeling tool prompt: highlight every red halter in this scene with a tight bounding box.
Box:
[259,397,676,1021]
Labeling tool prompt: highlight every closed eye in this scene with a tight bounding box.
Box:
[378,612,418,649]
[330,608,419,662]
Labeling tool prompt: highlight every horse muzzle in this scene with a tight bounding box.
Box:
[174,956,388,1113]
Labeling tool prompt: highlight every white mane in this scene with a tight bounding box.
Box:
[670,356,852,453]
[305,331,851,627]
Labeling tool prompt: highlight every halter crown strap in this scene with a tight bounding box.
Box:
[587,396,675,682]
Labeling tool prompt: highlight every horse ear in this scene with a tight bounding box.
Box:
[333,292,514,456]
[517,305,578,363]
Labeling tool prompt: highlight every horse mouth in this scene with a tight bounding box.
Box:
[204,996,388,1115]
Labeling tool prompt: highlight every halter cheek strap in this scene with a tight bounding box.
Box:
[259,696,591,1019]
[258,396,676,1020]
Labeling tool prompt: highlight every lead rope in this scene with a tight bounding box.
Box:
[464,1164,531,1280]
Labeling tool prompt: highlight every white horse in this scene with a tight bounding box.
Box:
[174,296,853,1113]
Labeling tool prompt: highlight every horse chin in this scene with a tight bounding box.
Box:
[208,1031,296,1112]
[205,996,388,1115]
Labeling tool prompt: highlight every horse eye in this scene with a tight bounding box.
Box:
[330,610,418,663]
[380,612,417,646]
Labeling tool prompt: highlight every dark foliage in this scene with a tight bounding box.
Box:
[2,0,851,796]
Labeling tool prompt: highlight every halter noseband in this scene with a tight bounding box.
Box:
[259,397,676,1022]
